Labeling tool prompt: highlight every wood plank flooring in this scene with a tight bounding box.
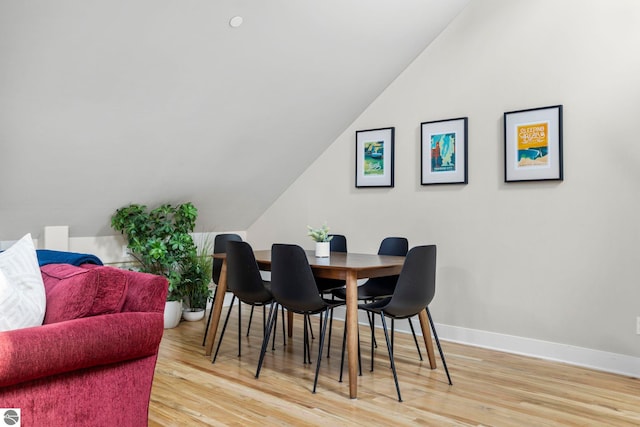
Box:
[149,307,640,426]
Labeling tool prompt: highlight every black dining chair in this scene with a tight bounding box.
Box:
[203,233,242,346]
[315,234,347,294]
[314,234,347,356]
[332,237,423,358]
[345,245,452,401]
[333,237,407,301]
[212,241,284,363]
[255,244,344,393]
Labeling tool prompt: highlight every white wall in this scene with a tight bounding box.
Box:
[248,0,640,367]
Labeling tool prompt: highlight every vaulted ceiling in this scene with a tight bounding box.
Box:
[0,0,469,239]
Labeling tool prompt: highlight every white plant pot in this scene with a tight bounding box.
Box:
[182,308,205,322]
[164,300,182,329]
[315,241,330,258]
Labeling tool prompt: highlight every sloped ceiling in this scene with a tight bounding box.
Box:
[0,0,469,239]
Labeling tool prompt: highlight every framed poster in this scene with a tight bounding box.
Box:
[355,127,394,188]
[420,117,468,185]
[504,105,563,182]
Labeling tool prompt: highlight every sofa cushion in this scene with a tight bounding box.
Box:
[41,264,128,324]
[0,234,47,332]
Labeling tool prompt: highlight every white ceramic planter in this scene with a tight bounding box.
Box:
[315,241,330,258]
[164,300,182,329]
[182,308,205,322]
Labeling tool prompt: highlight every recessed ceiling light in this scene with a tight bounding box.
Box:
[229,16,243,28]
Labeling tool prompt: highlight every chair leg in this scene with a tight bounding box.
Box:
[281,305,286,347]
[339,321,362,382]
[326,307,334,358]
[407,317,423,361]
[313,307,330,393]
[380,313,402,402]
[303,315,311,364]
[246,305,255,337]
[237,298,242,357]
[370,312,375,372]
[270,303,278,351]
[427,308,452,385]
[255,303,278,379]
[306,314,315,340]
[366,306,378,348]
[391,318,395,357]
[212,295,236,364]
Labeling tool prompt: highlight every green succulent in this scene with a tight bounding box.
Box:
[307,223,334,243]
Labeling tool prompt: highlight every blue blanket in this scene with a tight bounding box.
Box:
[36,249,103,267]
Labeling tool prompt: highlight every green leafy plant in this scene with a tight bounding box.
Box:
[180,236,213,311]
[307,223,334,243]
[111,202,202,301]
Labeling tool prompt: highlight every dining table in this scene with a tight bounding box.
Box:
[204,249,437,399]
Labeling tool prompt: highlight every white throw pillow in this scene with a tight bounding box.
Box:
[0,233,46,332]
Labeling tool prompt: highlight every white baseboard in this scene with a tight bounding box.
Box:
[436,323,640,378]
[326,307,640,378]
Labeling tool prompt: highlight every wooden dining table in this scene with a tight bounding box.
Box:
[203,249,437,399]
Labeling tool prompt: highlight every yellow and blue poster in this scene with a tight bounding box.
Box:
[517,122,548,167]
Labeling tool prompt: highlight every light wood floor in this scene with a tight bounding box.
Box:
[149,307,640,426]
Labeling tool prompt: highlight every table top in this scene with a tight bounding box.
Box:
[252,249,405,280]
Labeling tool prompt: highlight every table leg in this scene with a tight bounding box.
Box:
[418,309,437,369]
[345,270,358,399]
[204,260,228,357]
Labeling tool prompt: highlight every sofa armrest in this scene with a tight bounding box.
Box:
[0,312,163,388]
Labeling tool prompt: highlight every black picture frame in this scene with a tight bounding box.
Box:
[504,105,563,182]
[355,127,395,188]
[420,117,468,185]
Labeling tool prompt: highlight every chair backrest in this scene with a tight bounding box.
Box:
[383,245,437,318]
[365,237,409,291]
[213,233,242,284]
[270,244,326,313]
[226,241,272,304]
[329,234,347,253]
[378,237,409,256]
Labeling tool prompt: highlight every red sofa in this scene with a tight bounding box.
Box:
[0,264,168,427]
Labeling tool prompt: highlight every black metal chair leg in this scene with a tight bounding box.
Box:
[366,306,378,348]
[391,318,395,356]
[303,315,311,364]
[237,298,242,357]
[427,308,452,385]
[339,321,363,383]
[213,295,236,364]
[312,308,330,393]
[270,303,278,351]
[306,314,315,340]
[281,305,286,347]
[380,313,402,402]
[326,307,334,358]
[408,317,423,361]
[246,305,255,337]
[255,303,278,378]
[370,313,375,372]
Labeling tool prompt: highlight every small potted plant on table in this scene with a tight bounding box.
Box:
[307,223,333,258]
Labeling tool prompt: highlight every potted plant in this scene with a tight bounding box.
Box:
[307,223,333,258]
[179,239,213,321]
[111,202,201,328]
